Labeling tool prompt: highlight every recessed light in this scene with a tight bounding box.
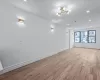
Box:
[90,26,92,27]
[24,0,27,2]
[86,10,90,13]
[89,19,91,22]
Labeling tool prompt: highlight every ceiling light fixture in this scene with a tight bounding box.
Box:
[89,19,91,22]
[17,16,25,26]
[86,10,90,13]
[50,25,55,33]
[18,17,25,23]
[56,6,72,16]
[24,0,27,1]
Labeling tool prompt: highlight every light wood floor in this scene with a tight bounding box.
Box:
[0,48,100,80]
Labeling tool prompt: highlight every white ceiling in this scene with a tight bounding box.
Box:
[8,0,100,28]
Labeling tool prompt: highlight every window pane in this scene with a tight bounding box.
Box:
[81,31,88,43]
[89,37,96,43]
[89,31,95,36]
[75,32,80,38]
[81,37,88,43]
[75,38,80,43]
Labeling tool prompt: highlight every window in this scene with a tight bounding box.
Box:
[74,31,81,43]
[81,31,88,43]
[74,30,96,43]
[88,30,96,43]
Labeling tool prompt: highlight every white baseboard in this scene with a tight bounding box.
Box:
[0,48,68,75]
[0,59,36,75]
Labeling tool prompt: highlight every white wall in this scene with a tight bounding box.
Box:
[69,29,74,48]
[74,27,100,49]
[66,29,70,49]
[0,1,67,74]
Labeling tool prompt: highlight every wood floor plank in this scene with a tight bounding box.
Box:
[0,48,100,80]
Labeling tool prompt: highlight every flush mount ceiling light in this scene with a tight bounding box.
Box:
[56,6,72,16]
[24,0,27,2]
[89,19,91,22]
[17,16,25,26]
[18,17,25,23]
[86,10,90,13]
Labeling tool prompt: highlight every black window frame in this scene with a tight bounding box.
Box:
[74,31,81,43]
[80,31,88,43]
[88,30,96,43]
[74,30,96,43]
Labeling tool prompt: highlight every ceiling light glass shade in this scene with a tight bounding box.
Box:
[56,6,72,16]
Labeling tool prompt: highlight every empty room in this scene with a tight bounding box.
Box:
[0,0,100,80]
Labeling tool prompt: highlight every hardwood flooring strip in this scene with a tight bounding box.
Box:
[0,48,100,80]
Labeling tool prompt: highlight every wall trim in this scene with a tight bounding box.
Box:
[0,48,68,75]
[0,59,36,75]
